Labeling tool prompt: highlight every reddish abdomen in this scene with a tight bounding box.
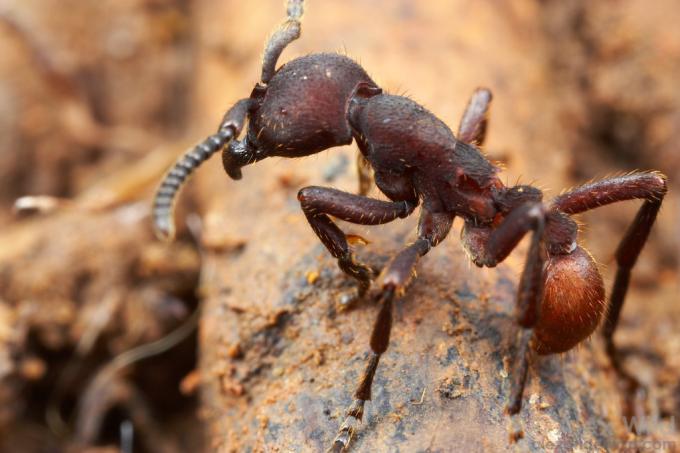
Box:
[534,246,606,355]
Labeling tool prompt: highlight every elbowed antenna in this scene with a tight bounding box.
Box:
[152,128,234,241]
[153,0,304,240]
[261,0,304,84]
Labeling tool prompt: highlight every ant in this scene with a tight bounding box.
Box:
[153,1,667,451]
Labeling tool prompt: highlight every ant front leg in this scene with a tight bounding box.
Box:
[328,209,454,452]
[551,172,668,377]
[297,187,417,306]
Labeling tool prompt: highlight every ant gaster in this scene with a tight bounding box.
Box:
[153,1,668,451]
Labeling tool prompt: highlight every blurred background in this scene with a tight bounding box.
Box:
[0,0,678,452]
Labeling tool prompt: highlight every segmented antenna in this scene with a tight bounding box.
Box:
[153,0,303,240]
[153,128,234,240]
[287,0,304,20]
[261,0,305,83]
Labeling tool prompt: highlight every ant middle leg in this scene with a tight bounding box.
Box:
[457,87,493,146]
[328,209,454,452]
[298,186,417,304]
[462,203,546,414]
[495,205,545,415]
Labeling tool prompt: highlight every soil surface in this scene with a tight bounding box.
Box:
[0,1,678,452]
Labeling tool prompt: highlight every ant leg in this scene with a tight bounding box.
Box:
[261,0,304,84]
[465,203,546,414]
[457,88,493,146]
[153,99,253,240]
[328,210,454,452]
[327,287,396,453]
[550,172,668,374]
[497,205,545,415]
[298,187,417,300]
[356,153,373,196]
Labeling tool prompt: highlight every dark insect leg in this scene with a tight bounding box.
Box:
[606,200,664,371]
[506,217,544,415]
[467,203,546,414]
[457,87,493,146]
[298,186,416,299]
[381,210,455,295]
[550,172,667,373]
[327,288,395,453]
[356,153,373,196]
[261,0,304,84]
[153,99,253,240]
[328,210,454,452]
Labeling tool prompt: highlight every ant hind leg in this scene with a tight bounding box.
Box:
[550,172,667,406]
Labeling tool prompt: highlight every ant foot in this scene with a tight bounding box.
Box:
[327,399,365,453]
[336,255,378,310]
[338,254,378,282]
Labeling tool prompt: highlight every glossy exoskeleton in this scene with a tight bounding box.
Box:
[153,1,668,451]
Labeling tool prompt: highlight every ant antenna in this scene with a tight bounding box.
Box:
[152,1,303,240]
[152,128,235,241]
[261,0,304,83]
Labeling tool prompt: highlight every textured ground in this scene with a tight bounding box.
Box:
[0,0,678,452]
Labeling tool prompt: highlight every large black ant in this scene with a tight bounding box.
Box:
[153,1,668,450]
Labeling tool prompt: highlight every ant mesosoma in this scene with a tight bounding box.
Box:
[153,1,667,450]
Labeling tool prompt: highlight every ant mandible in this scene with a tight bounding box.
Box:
[153,1,667,451]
